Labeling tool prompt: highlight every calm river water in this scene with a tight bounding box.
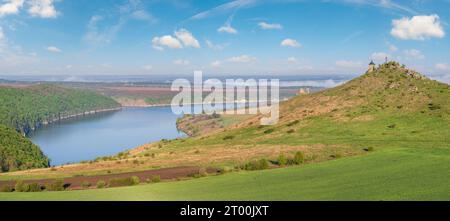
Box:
[30,107,184,165]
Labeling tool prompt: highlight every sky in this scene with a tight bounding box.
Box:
[0,0,449,83]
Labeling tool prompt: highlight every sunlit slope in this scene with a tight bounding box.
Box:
[2,148,450,201]
[135,62,449,165]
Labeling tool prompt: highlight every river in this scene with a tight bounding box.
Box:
[30,107,185,166]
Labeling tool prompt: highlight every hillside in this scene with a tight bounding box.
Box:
[0,84,120,135]
[3,62,448,181]
[0,125,49,172]
[0,84,120,172]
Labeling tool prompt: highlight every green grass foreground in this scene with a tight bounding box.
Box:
[1,148,449,201]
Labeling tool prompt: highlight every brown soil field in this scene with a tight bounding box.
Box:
[0,167,218,190]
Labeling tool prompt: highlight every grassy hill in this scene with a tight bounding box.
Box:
[0,62,449,200]
[0,84,120,172]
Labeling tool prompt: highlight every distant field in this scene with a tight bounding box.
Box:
[2,148,450,201]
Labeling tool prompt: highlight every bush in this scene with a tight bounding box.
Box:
[28,183,42,192]
[0,185,13,192]
[244,159,270,171]
[96,180,107,189]
[109,176,140,187]
[287,120,300,127]
[278,154,287,167]
[294,152,305,165]
[223,135,235,140]
[46,179,65,191]
[287,129,295,134]
[198,168,208,177]
[15,181,29,192]
[264,128,275,134]
[81,181,91,189]
[151,175,161,183]
[219,166,232,174]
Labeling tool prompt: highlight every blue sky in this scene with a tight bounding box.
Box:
[0,0,449,82]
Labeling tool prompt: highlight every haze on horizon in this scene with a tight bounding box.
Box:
[0,0,449,84]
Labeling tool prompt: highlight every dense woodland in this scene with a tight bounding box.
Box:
[0,84,120,135]
[0,84,120,172]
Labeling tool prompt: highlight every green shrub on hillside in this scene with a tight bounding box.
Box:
[294,152,305,165]
[96,180,107,189]
[0,185,13,192]
[46,179,65,191]
[244,159,270,171]
[109,176,140,187]
[278,154,287,167]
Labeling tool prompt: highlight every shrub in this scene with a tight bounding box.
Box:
[364,147,375,152]
[15,181,28,192]
[278,154,287,167]
[109,176,140,187]
[96,180,107,189]
[46,179,65,191]
[0,185,13,192]
[28,183,42,192]
[287,129,295,134]
[151,175,161,183]
[81,181,91,189]
[198,168,208,177]
[219,166,232,174]
[294,151,305,165]
[287,120,300,127]
[244,159,270,171]
[223,135,235,140]
[264,128,275,134]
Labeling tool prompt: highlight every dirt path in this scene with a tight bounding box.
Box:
[0,167,218,190]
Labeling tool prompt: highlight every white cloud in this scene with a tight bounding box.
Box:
[371,52,390,63]
[404,49,425,60]
[281,38,301,47]
[152,29,200,50]
[258,22,282,30]
[0,0,24,17]
[46,46,61,53]
[28,0,58,18]
[228,54,257,63]
[335,60,363,69]
[206,40,227,50]
[218,25,237,34]
[152,35,183,50]
[435,63,450,71]
[174,29,200,48]
[190,0,259,20]
[391,14,445,40]
[173,59,190,65]
[210,60,221,67]
[287,56,299,64]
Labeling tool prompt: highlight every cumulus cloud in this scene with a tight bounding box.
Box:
[391,14,445,40]
[218,25,237,34]
[174,29,200,48]
[210,60,221,67]
[371,52,390,63]
[335,60,363,69]
[0,0,24,17]
[281,38,301,47]
[152,35,182,50]
[258,22,282,30]
[46,46,61,53]
[404,49,425,60]
[152,29,200,50]
[173,59,190,65]
[227,54,257,63]
[28,0,58,18]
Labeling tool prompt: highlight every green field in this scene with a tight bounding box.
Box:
[1,148,449,201]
